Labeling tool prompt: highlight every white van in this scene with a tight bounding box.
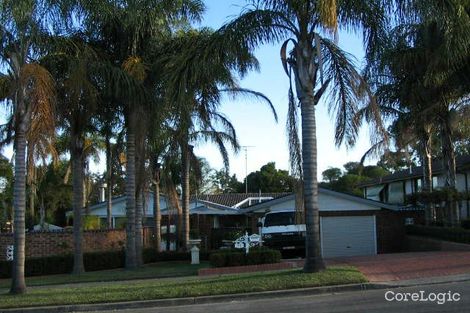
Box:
[258,210,306,252]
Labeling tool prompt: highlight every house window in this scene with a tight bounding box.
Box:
[388,182,405,204]
[416,179,422,192]
[432,176,439,189]
[365,185,384,201]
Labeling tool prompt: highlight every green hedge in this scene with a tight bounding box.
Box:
[209,247,281,268]
[0,248,208,278]
[406,225,470,244]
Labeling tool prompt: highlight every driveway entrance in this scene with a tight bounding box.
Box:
[326,251,470,282]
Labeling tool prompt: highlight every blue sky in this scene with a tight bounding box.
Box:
[195,0,377,180]
[0,0,379,181]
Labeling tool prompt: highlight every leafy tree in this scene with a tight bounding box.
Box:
[210,170,243,194]
[244,162,294,193]
[321,167,342,184]
[321,162,389,196]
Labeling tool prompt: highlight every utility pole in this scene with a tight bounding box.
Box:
[242,146,255,194]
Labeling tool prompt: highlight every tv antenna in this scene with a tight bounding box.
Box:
[241,146,255,194]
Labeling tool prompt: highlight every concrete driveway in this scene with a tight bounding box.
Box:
[326,251,470,282]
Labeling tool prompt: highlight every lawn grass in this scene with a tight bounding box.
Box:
[0,261,209,289]
[0,266,366,309]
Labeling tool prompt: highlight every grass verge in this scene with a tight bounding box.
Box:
[0,266,366,309]
[0,261,209,289]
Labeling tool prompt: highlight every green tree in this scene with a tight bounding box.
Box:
[244,162,295,193]
[210,170,243,194]
[321,167,341,184]
[368,0,470,225]
[79,0,205,268]
[158,29,274,250]
[0,0,63,293]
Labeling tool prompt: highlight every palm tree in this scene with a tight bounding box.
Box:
[79,0,204,268]
[157,28,277,250]
[0,0,62,293]
[368,0,470,225]
[220,0,387,272]
[45,34,116,273]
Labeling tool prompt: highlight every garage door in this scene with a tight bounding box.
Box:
[320,216,377,258]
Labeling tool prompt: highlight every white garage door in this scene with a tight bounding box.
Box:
[320,216,377,258]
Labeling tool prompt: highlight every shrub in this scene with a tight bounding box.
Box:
[83,216,101,230]
[461,219,470,230]
[0,248,210,279]
[84,250,125,271]
[142,249,190,263]
[0,250,124,278]
[406,225,470,244]
[209,247,281,267]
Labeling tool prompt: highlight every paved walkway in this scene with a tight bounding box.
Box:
[326,251,470,282]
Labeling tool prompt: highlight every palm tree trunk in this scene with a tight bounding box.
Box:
[181,143,191,251]
[72,136,85,275]
[135,190,143,266]
[441,119,459,226]
[105,134,113,229]
[10,127,27,294]
[300,99,325,273]
[153,162,161,252]
[421,132,433,225]
[125,112,137,269]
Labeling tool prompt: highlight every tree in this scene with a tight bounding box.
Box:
[157,28,275,250]
[321,167,342,184]
[210,170,243,194]
[368,0,470,225]
[0,0,61,293]
[79,0,205,268]
[244,162,295,193]
[221,0,387,272]
[321,162,389,196]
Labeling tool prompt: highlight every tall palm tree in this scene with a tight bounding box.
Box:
[368,0,470,225]
[157,28,277,250]
[220,0,387,272]
[0,0,63,293]
[80,0,204,268]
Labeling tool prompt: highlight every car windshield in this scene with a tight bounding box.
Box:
[264,212,295,227]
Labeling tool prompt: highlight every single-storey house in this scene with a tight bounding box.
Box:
[241,188,423,257]
[80,190,422,255]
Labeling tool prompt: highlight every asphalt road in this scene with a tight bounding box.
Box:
[96,281,469,313]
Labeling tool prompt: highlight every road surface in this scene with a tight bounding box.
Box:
[96,281,469,313]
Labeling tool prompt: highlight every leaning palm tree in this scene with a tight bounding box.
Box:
[0,0,63,293]
[157,28,277,250]
[220,0,387,272]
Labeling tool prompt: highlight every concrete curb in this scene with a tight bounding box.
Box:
[1,283,375,313]
[4,276,470,313]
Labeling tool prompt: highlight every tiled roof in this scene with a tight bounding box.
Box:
[192,193,291,208]
[358,154,470,188]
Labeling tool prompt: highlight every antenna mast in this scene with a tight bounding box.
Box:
[242,146,255,194]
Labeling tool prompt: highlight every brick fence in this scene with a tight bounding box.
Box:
[0,229,127,261]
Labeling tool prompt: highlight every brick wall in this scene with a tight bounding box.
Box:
[0,229,126,261]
